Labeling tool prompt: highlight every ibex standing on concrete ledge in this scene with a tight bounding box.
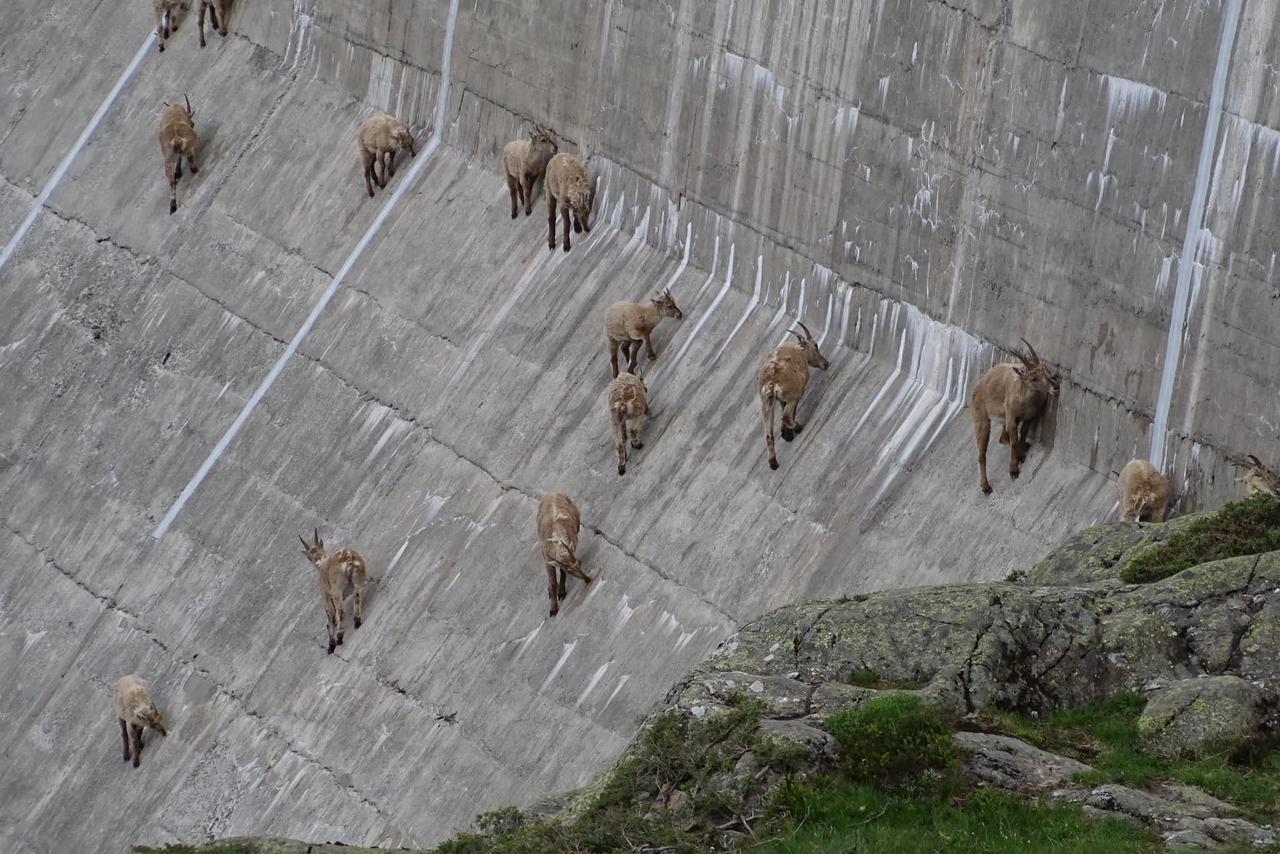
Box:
[1118,459,1170,522]
[357,115,417,198]
[114,675,167,769]
[537,493,592,617]
[300,529,368,654]
[158,96,199,215]
[545,153,591,252]
[604,289,684,378]
[970,338,1060,494]
[758,321,829,470]
[502,126,558,218]
[608,371,648,476]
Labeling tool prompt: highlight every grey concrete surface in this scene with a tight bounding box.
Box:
[0,0,1276,851]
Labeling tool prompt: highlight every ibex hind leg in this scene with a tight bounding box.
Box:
[546,564,560,617]
[974,414,993,494]
[120,719,131,761]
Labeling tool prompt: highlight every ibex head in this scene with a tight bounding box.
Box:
[652,288,683,320]
[394,124,417,157]
[530,124,558,152]
[299,528,326,566]
[788,321,829,370]
[1011,337,1058,397]
[139,703,167,736]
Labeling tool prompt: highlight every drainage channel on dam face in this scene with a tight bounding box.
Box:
[152,0,463,539]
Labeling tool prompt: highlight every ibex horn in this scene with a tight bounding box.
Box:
[299,535,309,548]
[1019,337,1041,365]
[797,320,814,340]
[1248,454,1264,468]
[184,94,193,116]
[313,527,320,545]
[787,327,805,341]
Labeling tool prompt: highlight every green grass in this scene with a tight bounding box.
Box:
[1120,493,1280,583]
[752,779,1161,853]
[985,693,1280,822]
[826,694,955,789]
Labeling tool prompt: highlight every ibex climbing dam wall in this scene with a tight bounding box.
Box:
[1,0,1278,850]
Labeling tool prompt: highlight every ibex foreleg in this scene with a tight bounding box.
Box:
[119,719,131,762]
[560,203,572,252]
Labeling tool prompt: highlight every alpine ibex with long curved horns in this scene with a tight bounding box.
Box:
[158,96,198,215]
[970,337,1060,494]
[758,321,829,470]
[299,529,368,654]
[604,289,683,378]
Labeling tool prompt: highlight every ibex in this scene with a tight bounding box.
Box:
[502,126,558,218]
[545,152,591,252]
[608,372,648,476]
[970,338,1060,494]
[604,289,683,378]
[114,675,167,769]
[758,321,829,470]
[152,0,186,53]
[1236,454,1280,498]
[537,493,592,617]
[299,529,368,654]
[1118,459,1169,522]
[198,0,229,47]
[357,115,416,198]
[158,96,198,215]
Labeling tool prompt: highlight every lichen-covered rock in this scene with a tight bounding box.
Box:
[953,731,1092,790]
[1054,783,1277,848]
[1025,513,1208,586]
[129,841,390,854]
[1137,676,1268,758]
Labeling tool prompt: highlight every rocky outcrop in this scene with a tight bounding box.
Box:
[1138,676,1273,759]
[679,551,1279,719]
[1024,515,1208,586]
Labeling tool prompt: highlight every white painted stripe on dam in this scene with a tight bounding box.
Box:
[0,34,155,273]
[1149,0,1242,471]
[153,0,462,538]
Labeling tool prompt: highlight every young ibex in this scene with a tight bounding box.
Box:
[608,372,648,476]
[502,126,558,218]
[357,115,416,198]
[758,321,829,470]
[545,152,591,252]
[604,289,684,378]
[198,0,229,47]
[537,493,593,617]
[970,338,1060,494]
[158,96,198,215]
[114,675,167,769]
[299,529,368,654]
[1236,454,1280,497]
[153,0,186,53]
[1118,459,1169,522]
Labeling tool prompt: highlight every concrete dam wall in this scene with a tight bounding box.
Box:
[1,0,1277,850]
